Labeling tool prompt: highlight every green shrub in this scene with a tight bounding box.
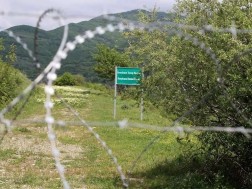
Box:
[54,72,85,86]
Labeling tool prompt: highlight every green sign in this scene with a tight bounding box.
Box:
[116,67,141,85]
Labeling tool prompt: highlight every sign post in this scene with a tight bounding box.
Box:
[114,67,142,119]
[140,89,144,121]
[114,67,118,119]
[140,68,144,121]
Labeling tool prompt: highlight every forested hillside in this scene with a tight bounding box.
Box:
[0,9,171,82]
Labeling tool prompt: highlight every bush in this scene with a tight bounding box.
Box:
[73,74,85,86]
[54,72,85,86]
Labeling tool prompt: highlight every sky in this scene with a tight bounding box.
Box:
[0,0,177,30]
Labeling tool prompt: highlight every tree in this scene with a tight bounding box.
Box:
[5,44,16,64]
[125,2,252,187]
[170,1,252,187]
[93,44,131,81]
[0,39,29,109]
[124,9,173,107]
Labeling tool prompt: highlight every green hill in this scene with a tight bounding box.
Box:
[0,9,172,82]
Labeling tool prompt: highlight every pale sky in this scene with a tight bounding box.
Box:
[0,0,177,30]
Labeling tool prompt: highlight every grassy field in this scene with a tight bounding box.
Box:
[0,84,227,189]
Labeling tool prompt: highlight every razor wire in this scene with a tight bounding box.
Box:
[0,9,252,188]
[1,9,71,189]
[7,119,252,137]
[9,9,66,124]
